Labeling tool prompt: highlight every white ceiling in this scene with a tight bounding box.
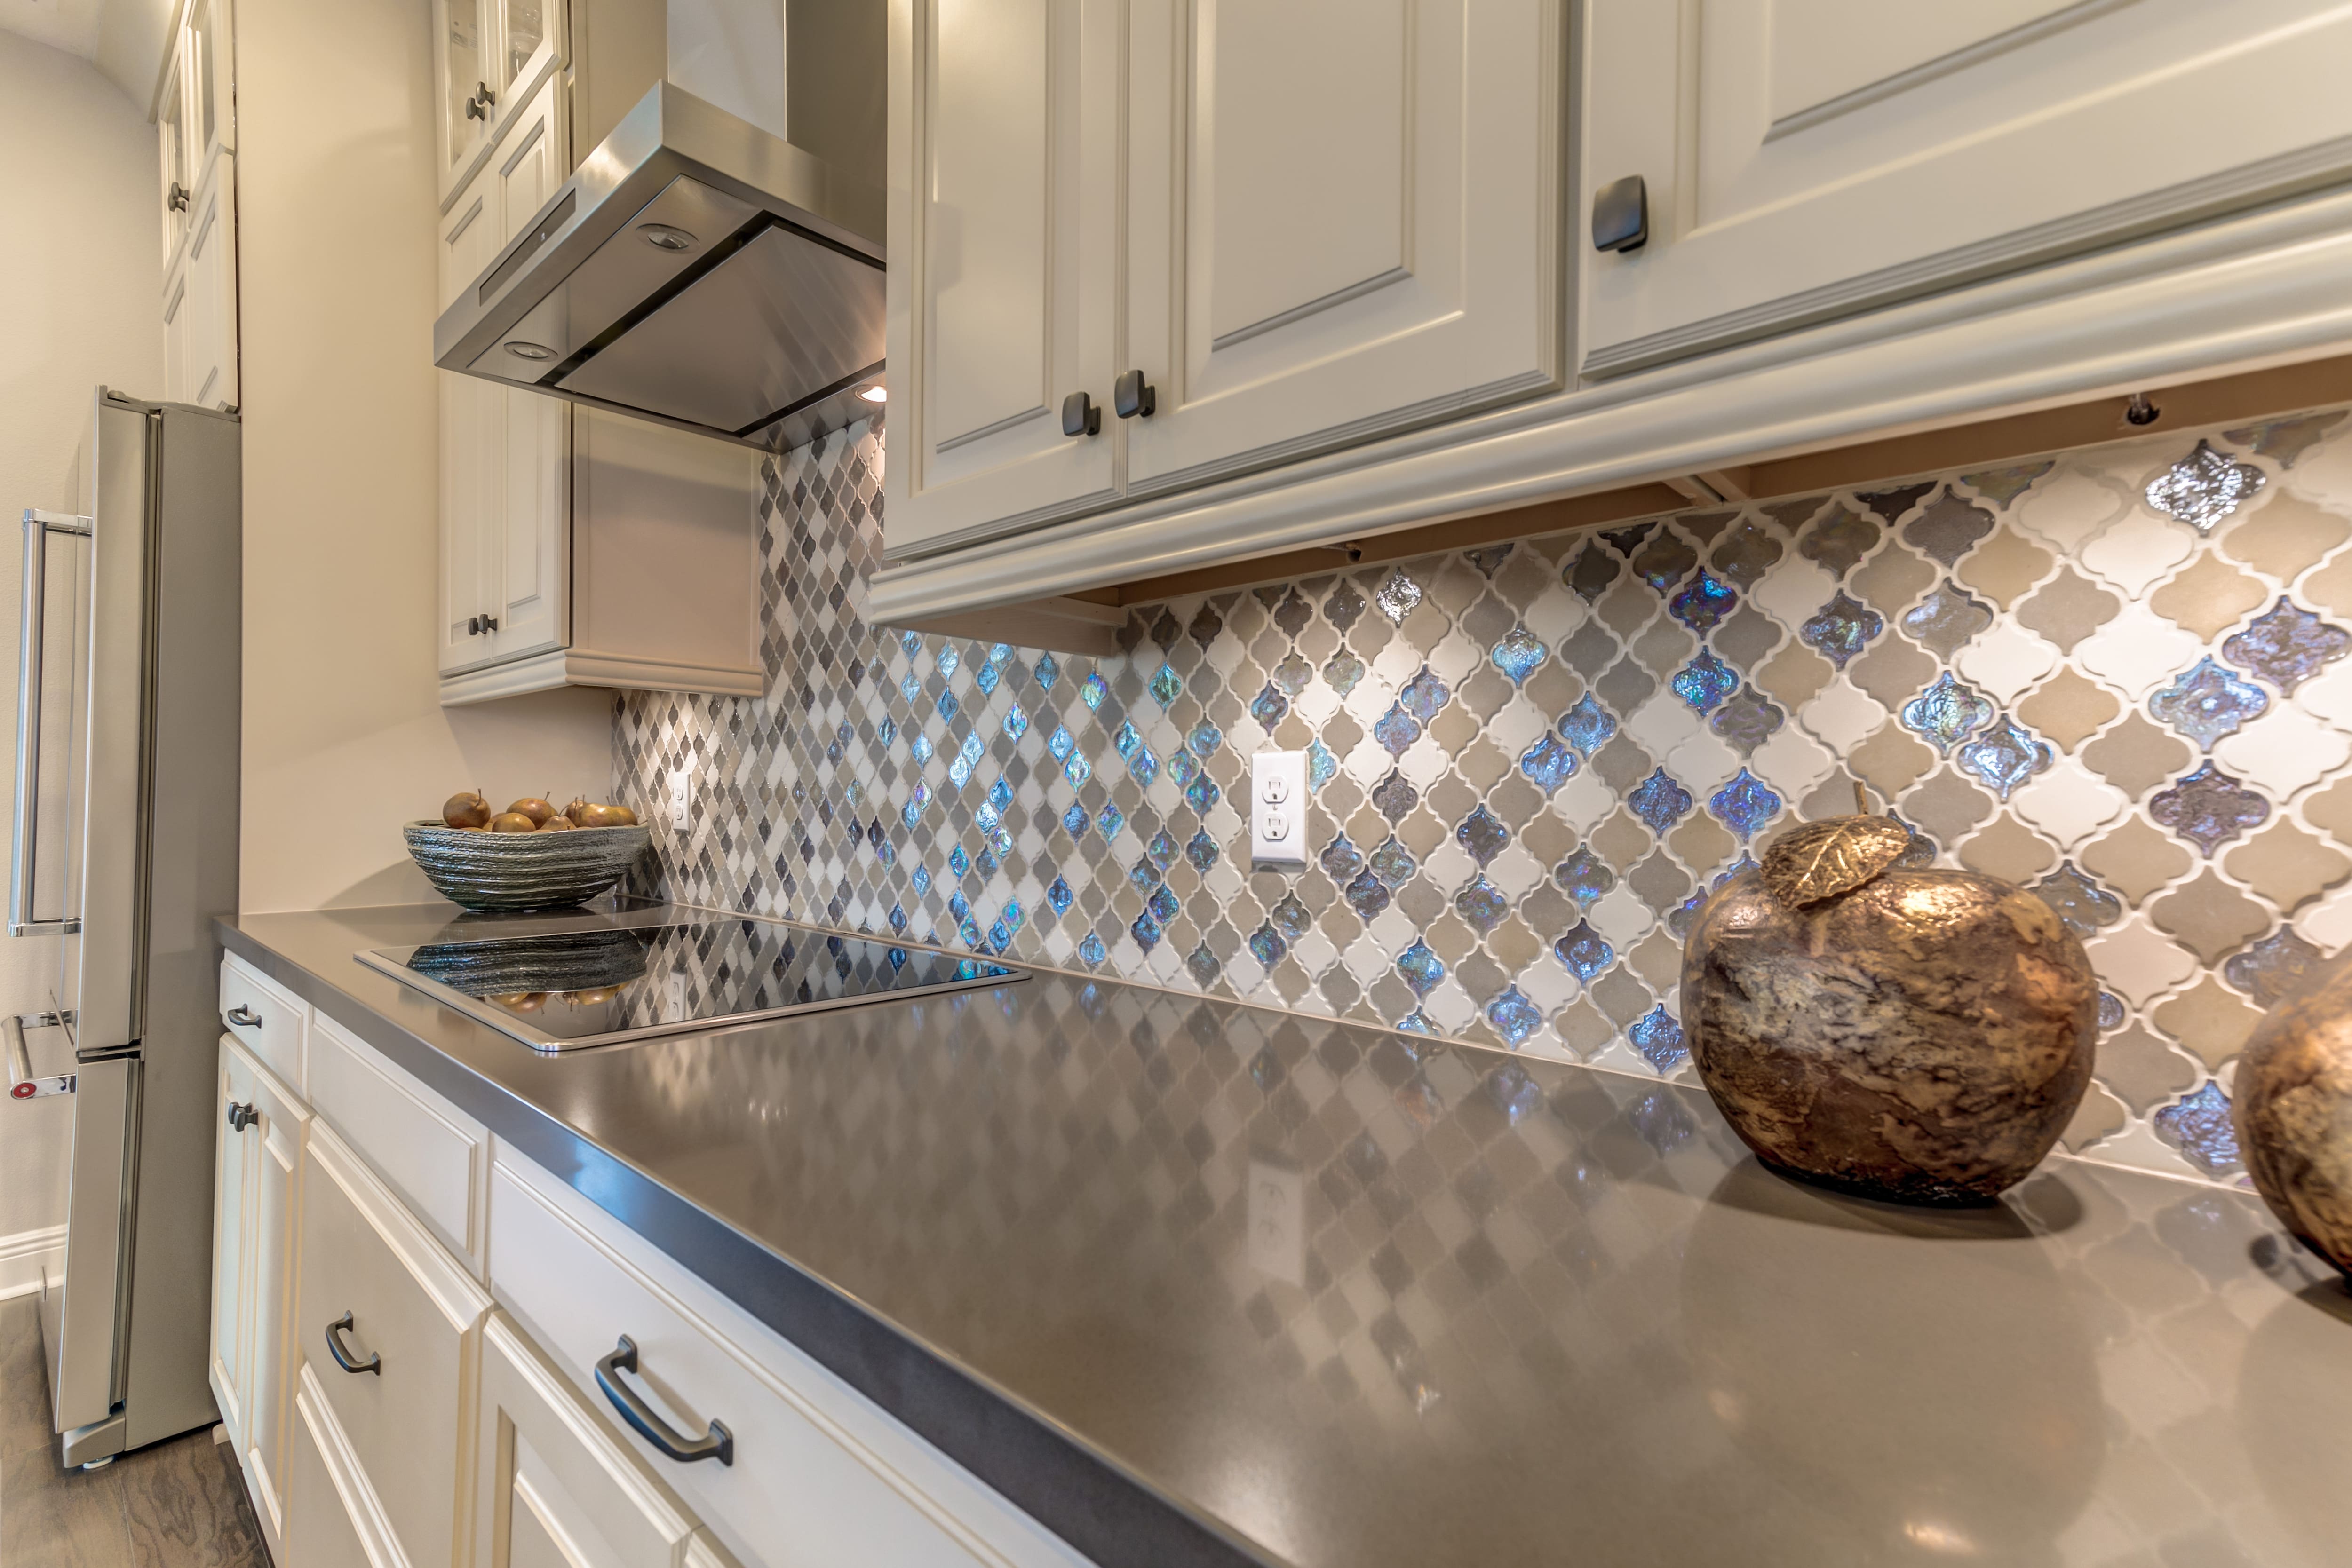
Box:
[0,0,175,111]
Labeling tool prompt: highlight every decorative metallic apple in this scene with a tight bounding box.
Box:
[1681,801,2098,1205]
[2233,947,2352,1280]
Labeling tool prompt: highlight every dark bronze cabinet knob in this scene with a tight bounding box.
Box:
[1061,390,1100,438]
[1114,370,1155,419]
[1591,174,1649,253]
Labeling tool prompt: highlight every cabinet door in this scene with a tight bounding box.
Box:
[286,1373,388,1568]
[441,186,506,676]
[186,0,234,165]
[182,152,239,412]
[491,0,561,136]
[436,0,496,203]
[1123,0,1562,493]
[157,50,191,273]
[209,1039,257,1453]
[242,1052,310,1548]
[162,253,192,408]
[1582,0,2352,376]
[883,0,1120,558]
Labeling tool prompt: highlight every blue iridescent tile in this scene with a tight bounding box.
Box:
[1271,653,1313,696]
[1149,664,1184,708]
[1957,716,2053,800]
[1184,831,1219,871]
[1375,570,1424,624]
[1673,651,1740,715]
[1454,877,1508,934]
[1147,884,1180,925]
[901,785,929,832]
[1184,773,1219,812]
[1307,739,1337,789]
[910,864,932,896]
[1112,721,1140,759]
[961,733,985,769]
[1485,987,1542,1048]
[1128,862,1157,894]
[1033,654,1059,691]
[1064,752,1092,787]
[1081,672,1109,710]
[974,661,1000,696]
[989,778,1014,813]
[1129,746,1159,786]
[1665,890,1711,941]
[1146,830,1179,870]
[1097,804,1125,840]
[937,690,960,722]
[1168,749,1197,792]
[1628,1006,1686,1072]
[1373,704,1421,757]
[2145,441,2264,534]
[2150,762,2270,857]
[1046,877,1074,916]
[900,630,922,655]
[948,888,969,918]
[2097,991,2126,1030]
[1323,652,1367,696]
[2034,862,2121,940]
[1397,942,1445,996]
[936,646,961,679]
[888,905,908,933]
[2149,657,2269,750]
[1078,932,1108,965]
[959,918,985,950]
[1250,684,1289,729]
[2225,927,2323,1006]
[1371,772,1417,822]
[877,716,896,747]
[1491,626,1547,684]
[1629,769,1693,833]
[1668,570,1737,632]
[1457,805,1510,865]
[1130,911,1161,951]
[1558,694,1617,757]
[1189,722,1223,757]
[909,732,932,765]
[1900,672,1997,754]
[1708,769,1783,840]
[1709,688,1784,755]
[986,917,1011,949]
[949,846,970,877]
[1184,945,1221,986]
[1344,869,1392,920]
[1799,591,1884,670]
[1048,726,1077,760]
[1248,925,1287,966]
[1554,920,1612,982]
[2153,1081,2241,1176]
[1270,894,1312,941]
[1554,848,1614,907]
[899,672,921,704]
[1321,835,1365,881]
[2221,595,2352,694]
[1369,837,1417,887]
[1399,665,1451,721]
[1395,1012,1437,1039]
[1518,734,1579,793]
[1002,898,1025,934]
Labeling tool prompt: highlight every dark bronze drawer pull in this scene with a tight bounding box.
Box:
[225,1005,261,1028]
[325,1312,381,1376]
[595,1336,733,1465]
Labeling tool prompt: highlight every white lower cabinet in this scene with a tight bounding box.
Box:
[213,955,1089,1568]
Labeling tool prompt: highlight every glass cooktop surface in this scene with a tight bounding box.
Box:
[357,916,1023,1051]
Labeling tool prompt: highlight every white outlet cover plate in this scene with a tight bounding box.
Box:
[1250,751,1309,868]
[667,769,691,830]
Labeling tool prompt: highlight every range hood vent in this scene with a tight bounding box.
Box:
[433,74,884,454]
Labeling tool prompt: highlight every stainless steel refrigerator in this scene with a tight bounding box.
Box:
[6,388,238,1467]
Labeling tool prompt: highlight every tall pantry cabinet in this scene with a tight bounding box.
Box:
[159,0,239,412]
[429,0,765,707]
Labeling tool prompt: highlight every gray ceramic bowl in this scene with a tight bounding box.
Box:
[402,820,652,911]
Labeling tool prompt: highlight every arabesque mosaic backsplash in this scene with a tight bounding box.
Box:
[616,406,2352,1191]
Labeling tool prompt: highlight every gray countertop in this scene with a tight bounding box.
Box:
[218,902,2352,1568]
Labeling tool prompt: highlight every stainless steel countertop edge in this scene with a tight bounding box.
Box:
[212,914,1282,1568]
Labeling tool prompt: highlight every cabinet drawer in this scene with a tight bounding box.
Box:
[286,1367,399,1568]
[477,1310,707,1568]
[298,1123,490,1568]
[220,953,307,1088]
[308,1011,487,1268]
[490,1156,1088,1568]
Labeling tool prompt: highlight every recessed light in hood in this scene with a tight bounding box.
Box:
[638,223,698,252]
[504,341,556,361]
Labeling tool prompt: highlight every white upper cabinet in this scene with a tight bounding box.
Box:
[1581,0,2352,375]
[156,50,191,270]
[158,0,238,411]
[1122,0,1561,492]
[435,0,563,207]
[885,0,1120,556]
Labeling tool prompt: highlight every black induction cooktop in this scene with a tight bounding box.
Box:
[356,914,1023,1051]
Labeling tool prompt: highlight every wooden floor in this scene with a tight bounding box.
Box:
[0,1293,270,1568]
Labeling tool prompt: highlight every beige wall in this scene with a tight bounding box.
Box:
[0,28,161,1280]
[237,0,611,914]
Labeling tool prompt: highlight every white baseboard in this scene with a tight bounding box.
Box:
[0,1225,65,1300]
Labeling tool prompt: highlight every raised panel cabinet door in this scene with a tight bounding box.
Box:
[883,0,1120,558]
[1582,0,2352,376]
[286,1371,398,1568]
[1122,0,1563,494]
[491,0,563,142]
[242,1052,311,1548]
[162,254,192,407]
[183,152,239,412]
[441,175,507,676]
[209,1037,257,1453]
[157,47,191,272]
[186,0,233,165]
[437,0,496,204]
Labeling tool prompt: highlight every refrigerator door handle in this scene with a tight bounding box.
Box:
[6,1012,75,1098]
[11,509,90,938]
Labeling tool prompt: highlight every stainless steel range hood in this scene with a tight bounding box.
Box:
[433,61,884,454]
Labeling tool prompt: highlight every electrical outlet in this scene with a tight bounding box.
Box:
[1250,751,1309,869]
[667,768,691,831]
[664,973,687,1022]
